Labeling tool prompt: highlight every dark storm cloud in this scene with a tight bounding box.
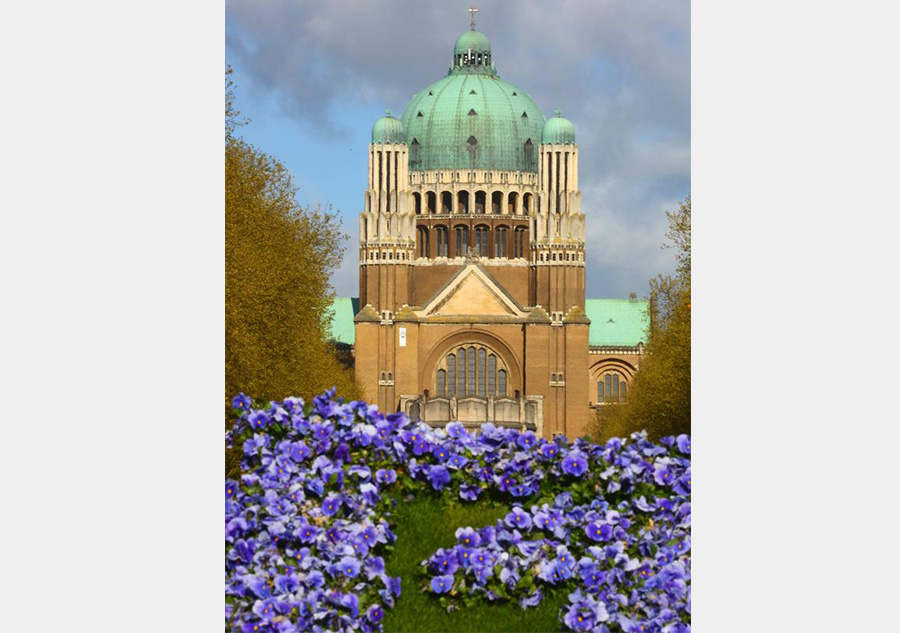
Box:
[226,0,690,297]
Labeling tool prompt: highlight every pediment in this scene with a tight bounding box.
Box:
[418,264,526,319]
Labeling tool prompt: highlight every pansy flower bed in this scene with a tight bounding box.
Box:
[225,390,691,632]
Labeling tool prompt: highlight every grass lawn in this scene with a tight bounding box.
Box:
[383,495,567,633]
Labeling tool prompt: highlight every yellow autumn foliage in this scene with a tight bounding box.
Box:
[225,65,358,407]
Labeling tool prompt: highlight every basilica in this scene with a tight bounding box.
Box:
[327,24,648,439]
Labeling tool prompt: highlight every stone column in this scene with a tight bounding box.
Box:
[548,150,555,215]
[573,149,579,192]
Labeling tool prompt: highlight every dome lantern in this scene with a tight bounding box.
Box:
[451,29,494,75]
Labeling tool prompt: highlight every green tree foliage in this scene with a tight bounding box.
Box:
[225,65,359,410]
[591,195,691,442]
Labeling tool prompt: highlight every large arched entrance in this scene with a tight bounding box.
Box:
[400,331,541,434]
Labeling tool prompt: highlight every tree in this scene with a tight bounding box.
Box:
[225,67,358,408]
[225,64,248,138]
[591,194,691,441]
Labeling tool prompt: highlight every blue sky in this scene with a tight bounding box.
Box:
[226,0,690,299]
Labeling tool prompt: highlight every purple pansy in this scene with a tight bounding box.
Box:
[430,575,454,594]
[653,463,674,486]
[375,468,397,485]
[231,393,252,411]
[562,451,589,477]
[321,493,342,516]
[585,521,613,542]
[505,506,533,530]
[427,465,451,490]
[226,390,690,633]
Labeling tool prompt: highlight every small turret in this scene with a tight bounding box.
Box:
[371,110,406,144]
[541,109,576,145]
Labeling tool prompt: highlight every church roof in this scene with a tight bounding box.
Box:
[324,297,358,345]
[585,298,650,347]
[325,297,650,348]
[398,29,546,172]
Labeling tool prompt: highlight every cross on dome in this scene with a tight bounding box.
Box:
[468,6,478,30]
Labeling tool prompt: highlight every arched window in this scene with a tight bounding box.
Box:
[435,344,511,397]
[492,191,503,214]
[467,136,478,162]
[477,348,486,395]
[413,192,422,215]
[475,225,489,256]
[410,138,420,168]
[455,225,469,257]
[488,355,496,394]
[427,191,437,214]
[475,191,486,214]
[457,190,470,214]
[524,139,534,169]
[441,191,453,213]
[495,226,508,258]
[599,372,628,403]
[508,191,518,215]
[435,226,449,257]
[523,193,532,215]
[417,226,429,258]
[447,354,456,396]
[514,227,527,258]
[467,346,476,395]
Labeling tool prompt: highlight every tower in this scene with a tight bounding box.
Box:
[358,111,414,315]
[534,110,585,312]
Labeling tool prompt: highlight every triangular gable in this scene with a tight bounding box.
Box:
[418,264,525,318]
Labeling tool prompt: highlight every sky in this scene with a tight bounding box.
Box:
[225,0,690,300]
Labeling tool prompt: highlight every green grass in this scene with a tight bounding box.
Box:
[383,495,566,633]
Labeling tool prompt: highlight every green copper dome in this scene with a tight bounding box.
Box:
[541,109,576,144]
[454,29,491,56]
[399,30,544,172]
[371,111,406,144]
